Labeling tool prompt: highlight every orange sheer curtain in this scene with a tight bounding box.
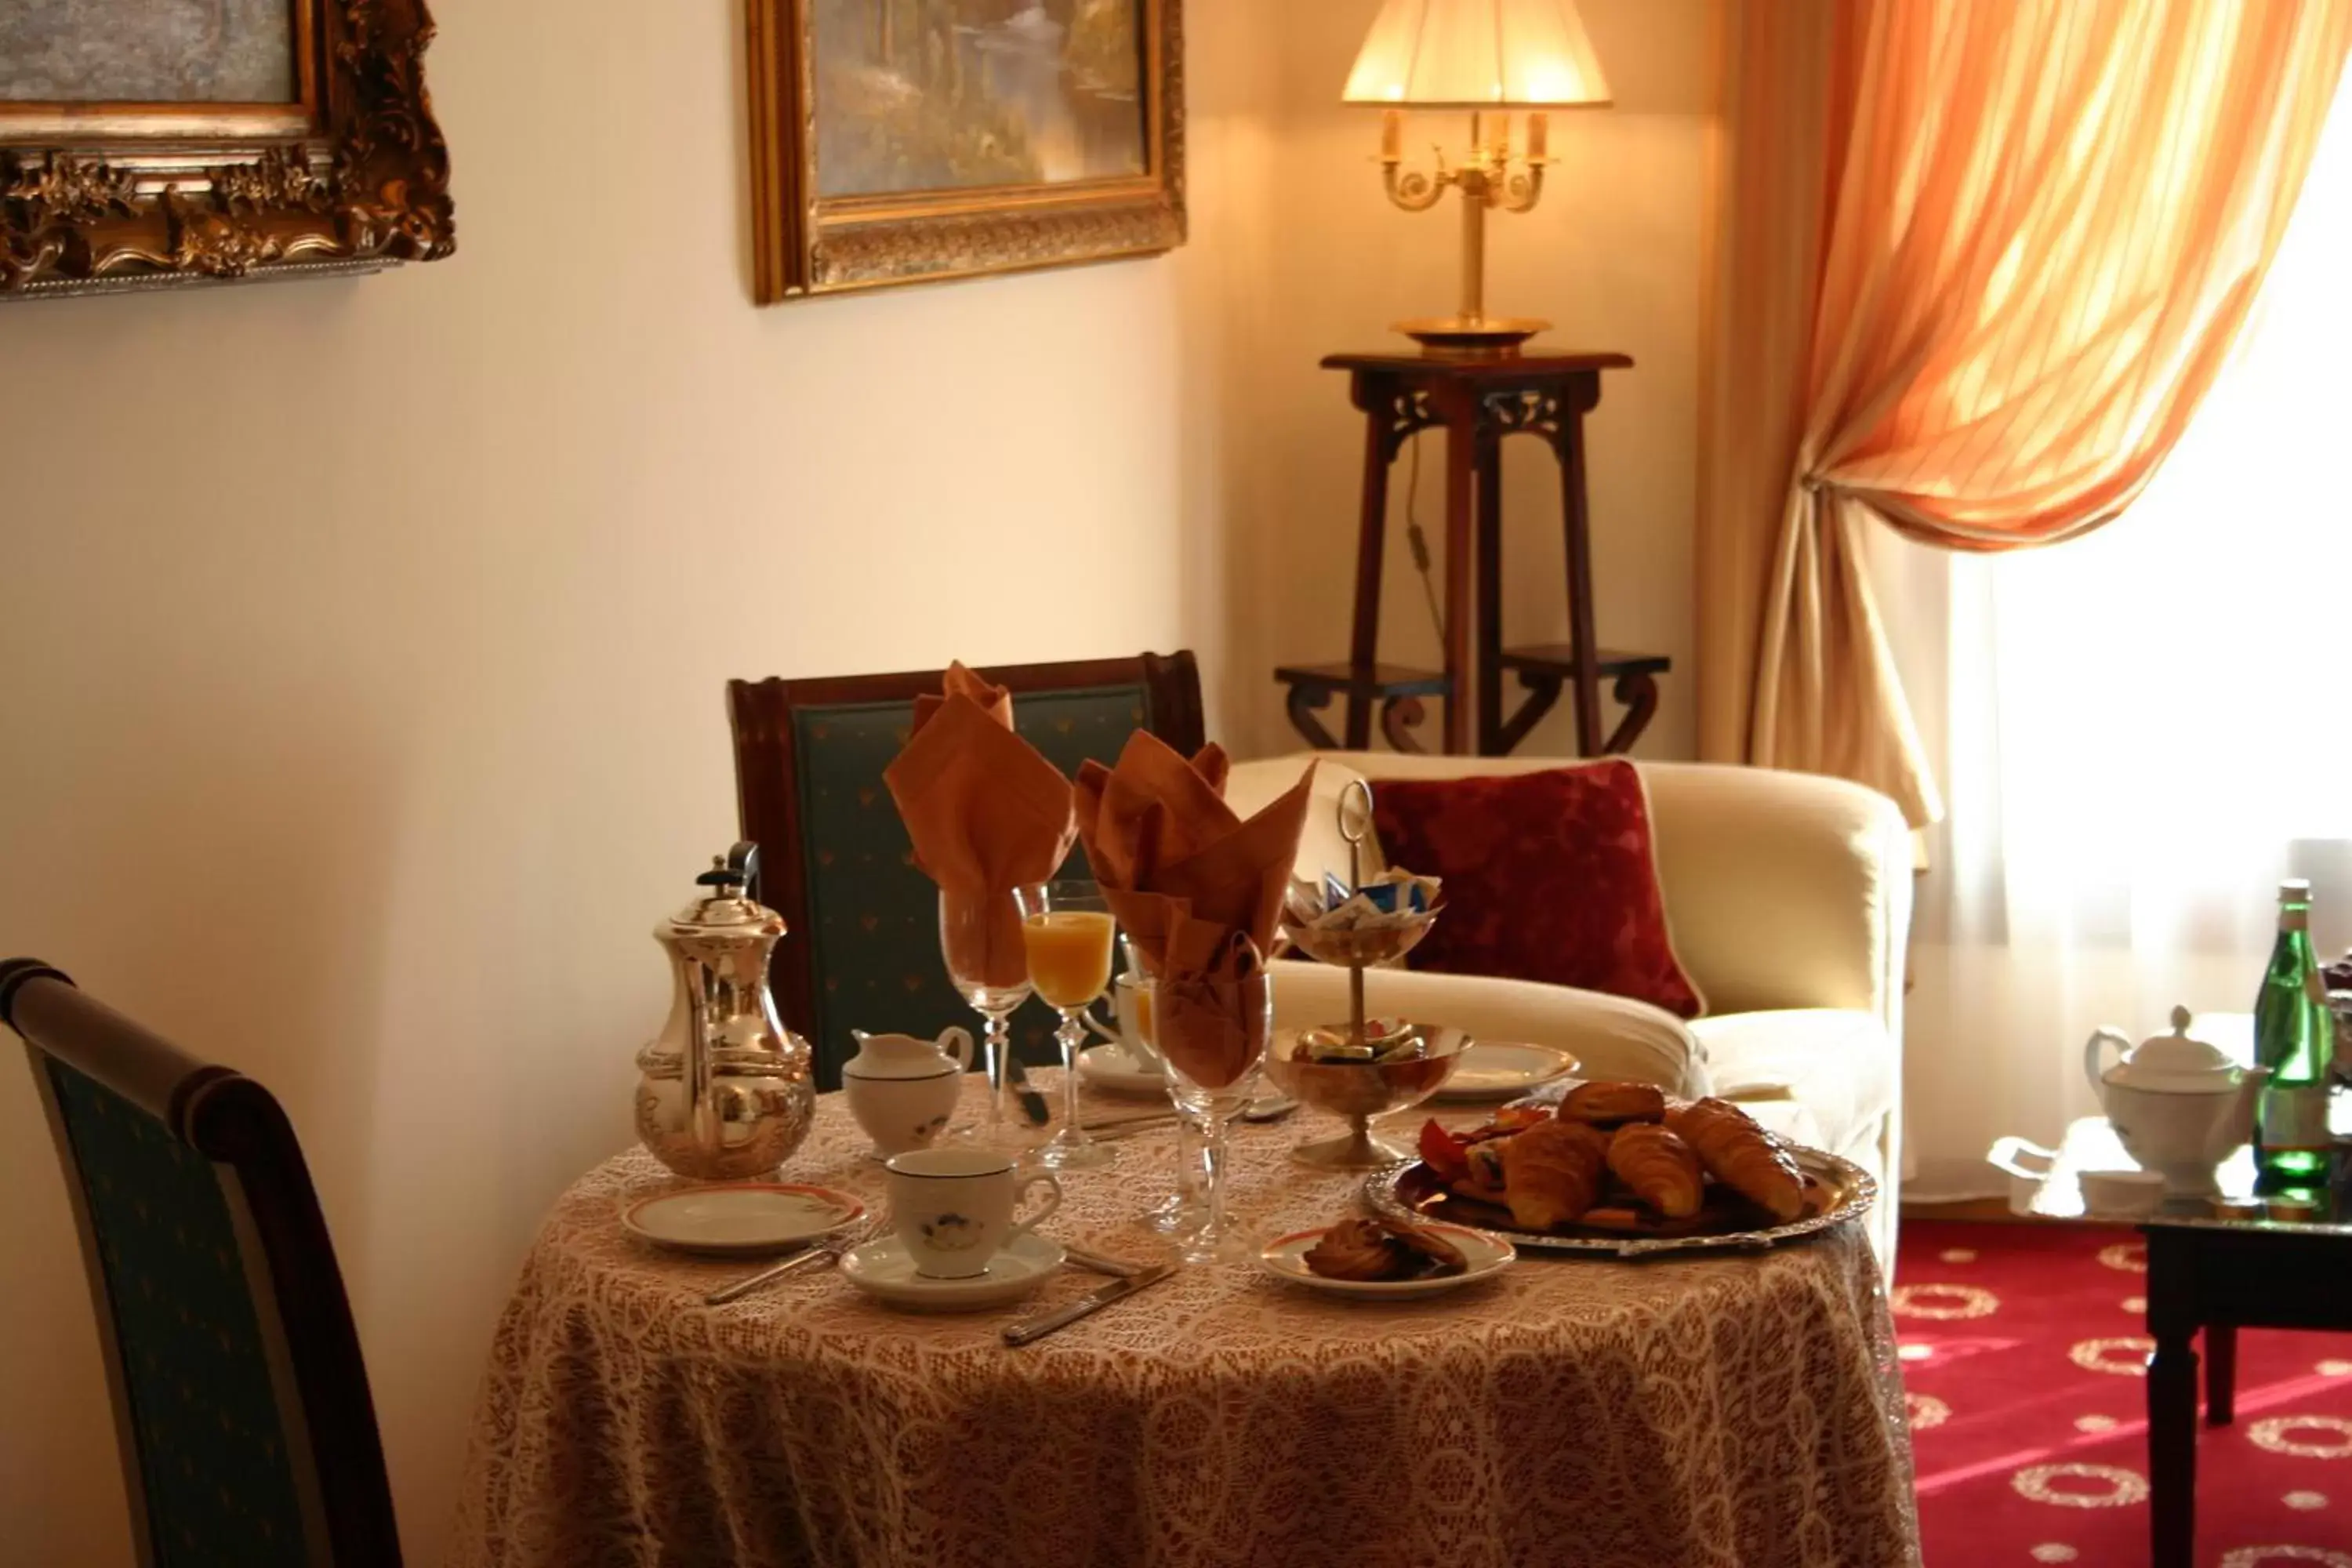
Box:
[1697,0,2352,828]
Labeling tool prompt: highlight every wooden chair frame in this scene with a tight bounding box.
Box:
[726,652,1206,1043]
[2,959,401,1568]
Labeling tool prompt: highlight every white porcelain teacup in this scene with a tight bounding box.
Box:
[1083,971,1167,1074]
[884,1147,1062,1279]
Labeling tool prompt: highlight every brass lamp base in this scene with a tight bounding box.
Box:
[1396,316,1549,355]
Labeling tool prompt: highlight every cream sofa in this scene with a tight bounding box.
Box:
[1225,752,1914,1265]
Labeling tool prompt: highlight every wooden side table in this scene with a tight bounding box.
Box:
[2001,1116,2352,1568]
[1273,350,1671,757]
[2144,1222,2351,1568]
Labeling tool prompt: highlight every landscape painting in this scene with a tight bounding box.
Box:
[747,0,1183,300]
[0,0,296,104]
[810,0,1149,200]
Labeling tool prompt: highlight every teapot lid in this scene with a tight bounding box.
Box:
[666,844,785,935]
[2111,1005,2239,1088]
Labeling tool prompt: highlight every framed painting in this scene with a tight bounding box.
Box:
[0,0,454,300]
[746,0,1185,303]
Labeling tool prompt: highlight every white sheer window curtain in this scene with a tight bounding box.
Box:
[1895,79,2352,1200]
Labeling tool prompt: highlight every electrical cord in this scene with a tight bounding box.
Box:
[1402,431,1445,645]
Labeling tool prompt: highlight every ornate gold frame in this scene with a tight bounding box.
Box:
[746,0,1185,303]
[1,0,456,300]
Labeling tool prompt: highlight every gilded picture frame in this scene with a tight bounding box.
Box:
[0,0,455,300]
[746,0,1185,303]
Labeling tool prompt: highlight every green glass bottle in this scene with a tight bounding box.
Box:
[2254,879,2335,1189]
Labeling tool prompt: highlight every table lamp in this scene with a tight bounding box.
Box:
[1344,0,1611,353]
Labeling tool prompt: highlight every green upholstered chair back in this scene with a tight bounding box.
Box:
[728,652,1206,1088]
[2,961,401,1568]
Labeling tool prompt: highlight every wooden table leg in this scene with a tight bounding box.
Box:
[1345,379,1396,752]
[1555,402,1602,757]
[2147,1235,2199,1568]
[1441,397,1476,755]
[2205,1324,2237,1426]
[1283,684,1341,751]
[1473,420,1504,756]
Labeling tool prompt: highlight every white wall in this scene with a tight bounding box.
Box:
[0,2,1275,1561]
[0,2,1705,1562]
[1214,0,1714,760]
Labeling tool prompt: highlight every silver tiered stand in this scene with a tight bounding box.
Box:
[1265,780,1468,1169]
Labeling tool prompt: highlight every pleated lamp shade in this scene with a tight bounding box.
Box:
[1343,0,1613,109]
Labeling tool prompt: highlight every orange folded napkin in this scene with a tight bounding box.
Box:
[883,663,1077,989]
[1074,732,1316,1087]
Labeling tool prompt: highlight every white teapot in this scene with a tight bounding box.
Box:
[2083,1006,2269,1196]
[842,1027,973,1157]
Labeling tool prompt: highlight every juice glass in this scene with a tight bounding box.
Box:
[1015,881,1118,1171]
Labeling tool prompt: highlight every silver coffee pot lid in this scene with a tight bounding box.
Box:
[664,842,784,937]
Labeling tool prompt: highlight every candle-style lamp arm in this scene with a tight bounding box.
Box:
[1497,158,1549,216]
[1370,109,1557,348]
[1379,154,1453,213]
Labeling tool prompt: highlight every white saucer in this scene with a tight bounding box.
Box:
[1077,1043,1167,1096]
[839,1232,1067,1312]
[1432,1042,1581,1102]
[1257,1223,1515,1300]
[622,1183,865,1257]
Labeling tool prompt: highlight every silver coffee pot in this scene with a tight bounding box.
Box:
[633,844,815,1181]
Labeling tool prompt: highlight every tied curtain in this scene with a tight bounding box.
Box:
[1697,0,2352,829]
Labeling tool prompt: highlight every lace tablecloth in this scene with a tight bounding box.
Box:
[450,1080,1919,1568]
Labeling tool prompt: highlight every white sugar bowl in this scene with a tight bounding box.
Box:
[2083,1006,2269,1196]
[842,1028,973,1157]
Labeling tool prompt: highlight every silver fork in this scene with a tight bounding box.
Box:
[702,1217,880,1306]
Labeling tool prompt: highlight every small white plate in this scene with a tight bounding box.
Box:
[622,1183,865,1257]
[1077,1043,1167,1096]
[1258,1223,1515,1300]
[839,1231,1067,1312]
[1432,1042,1580,1102]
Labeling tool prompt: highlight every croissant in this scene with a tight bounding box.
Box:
[1605,1123,1705,1219]
[1500,1120,1610,1230]
[1558,1081,1668,1128]
[1666,1098,1805,1221]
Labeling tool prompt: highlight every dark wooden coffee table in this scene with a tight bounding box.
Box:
[2012,1117,2352,1568]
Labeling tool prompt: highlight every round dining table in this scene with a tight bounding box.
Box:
[450,1079,1920,1568]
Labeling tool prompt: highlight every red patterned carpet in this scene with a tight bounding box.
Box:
[1898,1219,2352,1566]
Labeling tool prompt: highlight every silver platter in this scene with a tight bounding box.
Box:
[1362,1146,1877,1259]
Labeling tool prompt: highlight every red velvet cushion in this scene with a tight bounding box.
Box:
[1370,760,1705,1018]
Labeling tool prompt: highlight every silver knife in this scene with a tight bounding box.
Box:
[1005,1054,1051,1126]
[1002,1262,1176,1346]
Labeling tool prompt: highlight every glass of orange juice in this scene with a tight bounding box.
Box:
[1014,880,1119,1171]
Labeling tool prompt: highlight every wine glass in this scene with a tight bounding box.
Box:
[1149,1116,1210,1235]
[1111,966,1206,1232]
[1157,956,1273,1264]
[938,888,1037,1150]
[1014,880,1119,1171]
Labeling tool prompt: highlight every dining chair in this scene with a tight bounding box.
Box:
[2,959,401,1568]
[728,651,1206,1088]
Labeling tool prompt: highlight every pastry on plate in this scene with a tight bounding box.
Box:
[1557,1081,1667,1128]
[1665,1097,1805,1221]
[1605,1122,1705,1219]
[1303,1216,1468,1282]
[1499,1120,1609,1229]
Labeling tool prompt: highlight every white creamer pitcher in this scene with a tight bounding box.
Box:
[843,1027,974,1157]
